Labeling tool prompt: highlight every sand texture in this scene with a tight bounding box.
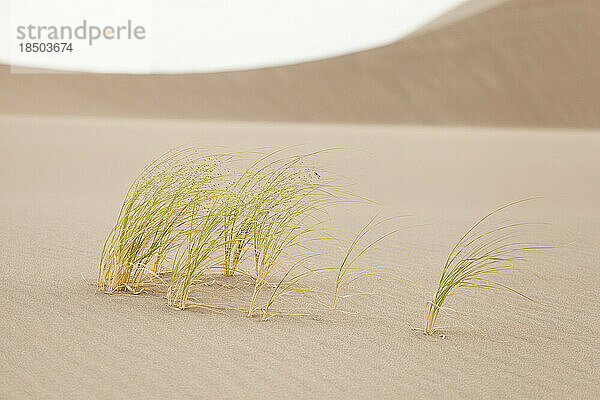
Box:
[2,0,600,127]
[1,116,599,399]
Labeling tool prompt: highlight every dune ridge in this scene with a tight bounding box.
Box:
[1,0,598,128]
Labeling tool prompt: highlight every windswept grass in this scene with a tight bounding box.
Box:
[99,146,552,330]
[424,199,553,335]
[97,147,234,293]
[245,152,345,317]
[332,215,405,309]
[167,199,227,309]
[98,145,387,316]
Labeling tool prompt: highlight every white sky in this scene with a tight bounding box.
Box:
[1,0,468,73]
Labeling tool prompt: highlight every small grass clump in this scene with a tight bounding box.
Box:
[332,215,405,309]
[424,199,553,335]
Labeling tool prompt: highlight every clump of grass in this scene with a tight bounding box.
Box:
[221,151,266,277]
[98,145,386,317]
[424,199,553,335]
[98,147,234,293]
[167,199,227,309]
[98,146,556,330]
[245,151,344,317]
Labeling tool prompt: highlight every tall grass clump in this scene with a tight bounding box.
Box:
[424,199,553,335]
[98,147,234,293]
[220,149,291,277]
[167,199,227,309]
[244,151,346,317]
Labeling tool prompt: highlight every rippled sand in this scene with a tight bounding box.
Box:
[1,116,598,398]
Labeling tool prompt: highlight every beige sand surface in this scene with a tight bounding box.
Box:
[1,115,599,399]
[2,0,599,127]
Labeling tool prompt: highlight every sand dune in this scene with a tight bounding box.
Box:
[2,1,599,398]
[1,116,599,398]
[409,0,509,36]
[1,0,599,127]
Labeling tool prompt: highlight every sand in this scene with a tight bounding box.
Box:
[2,0,600,127]
[2,0,600,397]
[1,115,599,398]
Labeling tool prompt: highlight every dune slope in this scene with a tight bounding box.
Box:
[1,0,599,127]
